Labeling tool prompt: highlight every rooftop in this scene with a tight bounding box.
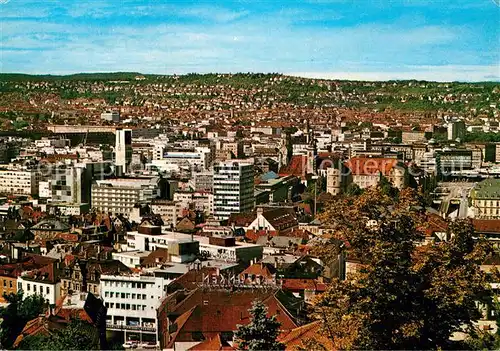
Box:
[472,178,500,198]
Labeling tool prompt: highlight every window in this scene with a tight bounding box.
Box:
[110,292,114,298]
[3,280,5,287]
[132,293,136,299]
[27,284,30,291]
[9,281,12,288]
[142,294,146,299]
[105,292,109,298]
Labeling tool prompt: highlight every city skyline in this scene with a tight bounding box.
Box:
[1,0,499,81]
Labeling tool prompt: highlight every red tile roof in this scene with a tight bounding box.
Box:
[279,321,334,351]
[245,229,278,242]
[473,220,500,234]
[240,263,276,281]
[228,212,256,227]
[279,155,308,180]
[165,288,298,347]
[170,267,220,291]
[188,334,235,351]
[281,279,327,293]
[261,208,298,231]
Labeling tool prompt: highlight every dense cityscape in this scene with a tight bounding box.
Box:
[1,0,500,349]
[0,72,498,350]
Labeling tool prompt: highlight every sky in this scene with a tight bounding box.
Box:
[0,0,499,81]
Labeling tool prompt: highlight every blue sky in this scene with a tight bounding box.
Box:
[0,0,499,81]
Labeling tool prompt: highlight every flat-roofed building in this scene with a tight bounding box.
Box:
[471,178,500,219]
[0,169,40,195]
[213,160,254,220]
[91,177,161,215]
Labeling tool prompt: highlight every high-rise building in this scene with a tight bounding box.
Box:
[213,160,254,220]
[49,164,90,204]
[115,129,133,174]
[447,121,466,141]
[101,110,120,122]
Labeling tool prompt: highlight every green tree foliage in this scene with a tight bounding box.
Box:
[312,186,493,350]
[235,300,285,351]
[0,291,46,348]
[12,229,34,242]
[465,132,500,143]
[17,319,100,350]
[379,175,399,199]
[345,183,363,197]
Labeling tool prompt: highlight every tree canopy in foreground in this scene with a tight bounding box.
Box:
[311,186,493,350]
[235,299,285,351]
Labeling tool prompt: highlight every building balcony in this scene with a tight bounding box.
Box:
[106,324,156,332]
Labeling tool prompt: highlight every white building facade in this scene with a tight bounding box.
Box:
[91,178,161,215]
[100,272,171,344]
[0,169,40,196]
[213,160,254,220]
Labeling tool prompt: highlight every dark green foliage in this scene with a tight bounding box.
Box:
[235,300,285,351]
[465,132,500,143]
[379,175,399,199]
[12,229,34,242]
[0,291,46,348]
[345,183,363,197]
[17,319,100,350]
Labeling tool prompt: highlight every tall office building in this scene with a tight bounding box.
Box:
[49,164,90,204]
[213,160,254,220]
[101,110,120,123]
[115,129,132,174]
[447,121,466,141]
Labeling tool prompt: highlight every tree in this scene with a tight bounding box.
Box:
[312,186,493,350]
[17,319,100,350]
[345,183,363,197]
[379,175,399,199]
[0,291,46,348]
[235,300,285,351]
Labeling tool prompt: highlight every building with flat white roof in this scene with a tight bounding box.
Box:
[126,229,262,265]
[91,177,161,215]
